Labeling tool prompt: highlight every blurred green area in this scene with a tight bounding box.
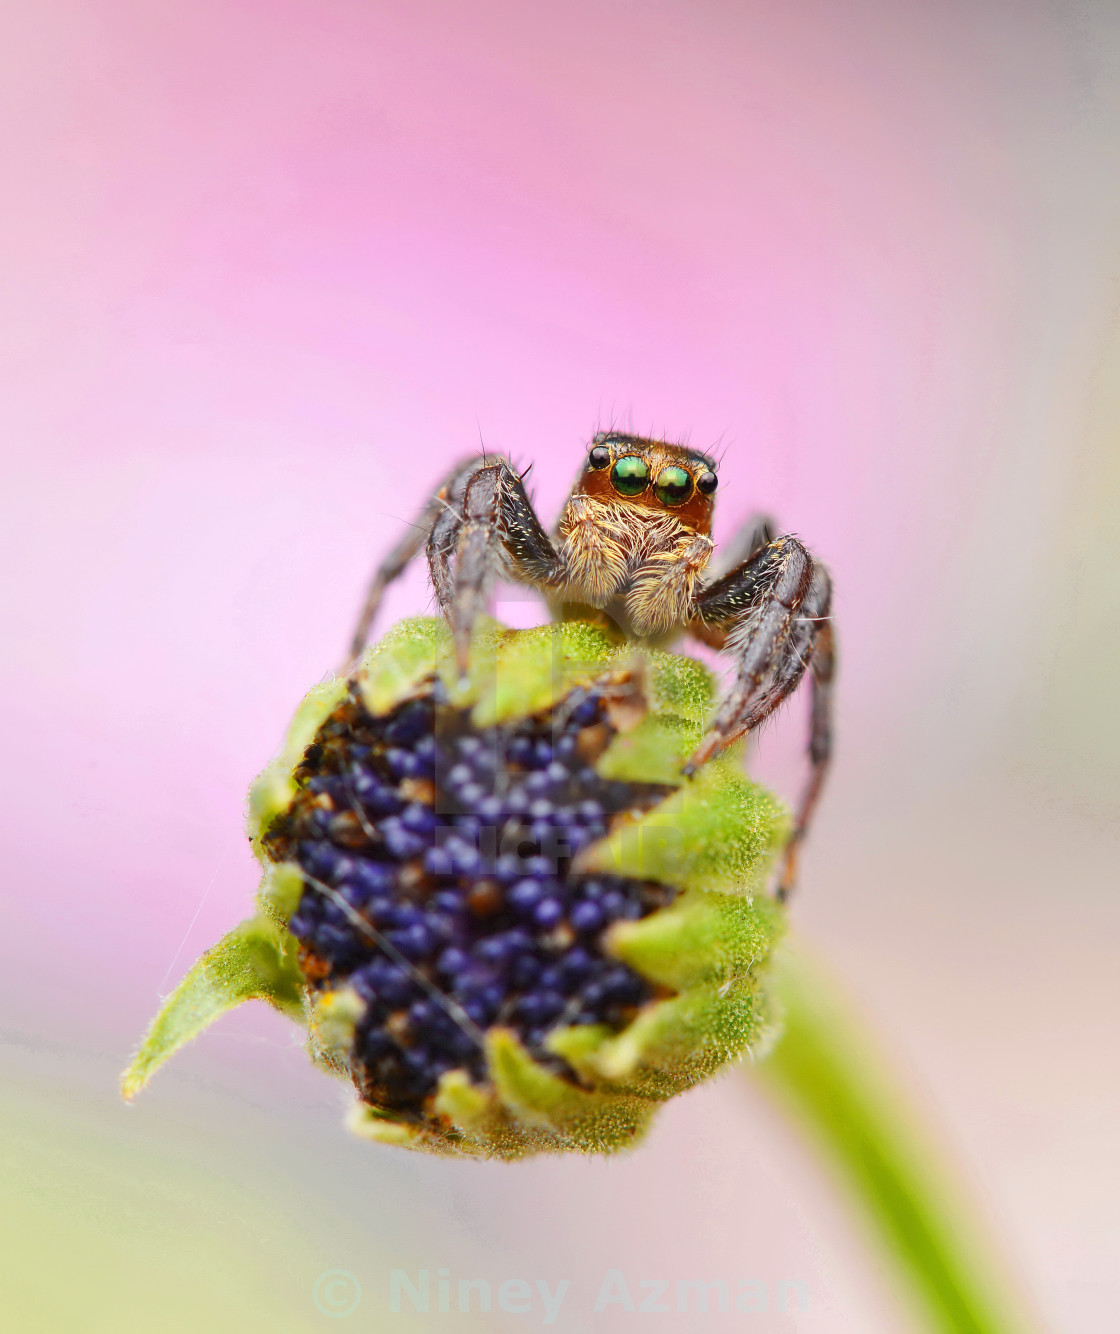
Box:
[0,1049,442,1334]
[1,1081,324,1333]
[759,950,1038,1334]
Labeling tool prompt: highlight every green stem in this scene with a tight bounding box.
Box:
[754,947,1036,1334]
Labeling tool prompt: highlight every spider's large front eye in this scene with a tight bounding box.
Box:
[654,465,693,506]
[611,456,650,496]
[588,444,611,470]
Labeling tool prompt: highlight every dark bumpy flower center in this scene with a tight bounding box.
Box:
[261,678,678,1117]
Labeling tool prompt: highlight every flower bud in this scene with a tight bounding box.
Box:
[123,617,789,1157]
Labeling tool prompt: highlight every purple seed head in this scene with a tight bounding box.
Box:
[260,678,677,1115]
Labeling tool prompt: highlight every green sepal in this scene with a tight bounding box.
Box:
[442,619,511,707]
[593,647,714,782]
[351,616,708,743]
[256,860,304,926]
[355,615,452,714]
[486,1029,655,1154]
[429,1069,533,1158]
[587,976,778,1094]
[605,889,785,991]
[468,620,620,727]
[348,1105,424,1149]
[348,1079,518,1160]
[348,1046,657,1160]
[247,675,350,850]
[636,647,715,724]
[578,759,790,893]
[354,615,622,728]
[120,914,306,1100]
[308,986,365,1075]
[596,711,700,785]
[358,612,512,717]
[357,1032,660,1159]
[544,1021,615,1071]
[432,1068,493,1132]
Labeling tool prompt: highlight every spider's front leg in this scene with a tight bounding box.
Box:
[685,533,835,899]
[347,454,485,666]
[346,455,565,673]
[427,456,567,673]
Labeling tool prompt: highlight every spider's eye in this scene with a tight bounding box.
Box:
[610,455,651,496]
[654,465,693,506]
[588,444,612,470]
[696,469,718,496]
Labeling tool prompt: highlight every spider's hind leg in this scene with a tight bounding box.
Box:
[685,536,834,898]
[778,608,834,899]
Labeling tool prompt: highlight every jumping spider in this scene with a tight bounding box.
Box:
[347,433,834,898]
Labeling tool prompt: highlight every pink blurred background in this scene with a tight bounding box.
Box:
[2,1,1118,1329]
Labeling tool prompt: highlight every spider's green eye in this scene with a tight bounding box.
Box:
[588,444,611,470]
[611,456,650,496]
[654,465,693,506]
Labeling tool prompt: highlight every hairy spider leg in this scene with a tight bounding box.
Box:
[777,608,834,899]
[685,535,833,896]
[427,458,566,673]
[347,453,566,670]
[686,510,777,651]
[346,454,487,666]
[687,533,815,760]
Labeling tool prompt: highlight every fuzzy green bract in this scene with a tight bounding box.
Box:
[122,617,790,1157]
[120,914,305,1101]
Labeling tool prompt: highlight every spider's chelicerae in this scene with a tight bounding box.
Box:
[348,432,834,898]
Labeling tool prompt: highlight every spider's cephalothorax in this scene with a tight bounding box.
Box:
[348,432,835,897]
[557,434,719,637]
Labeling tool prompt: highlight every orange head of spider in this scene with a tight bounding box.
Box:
[575,433,719,535]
